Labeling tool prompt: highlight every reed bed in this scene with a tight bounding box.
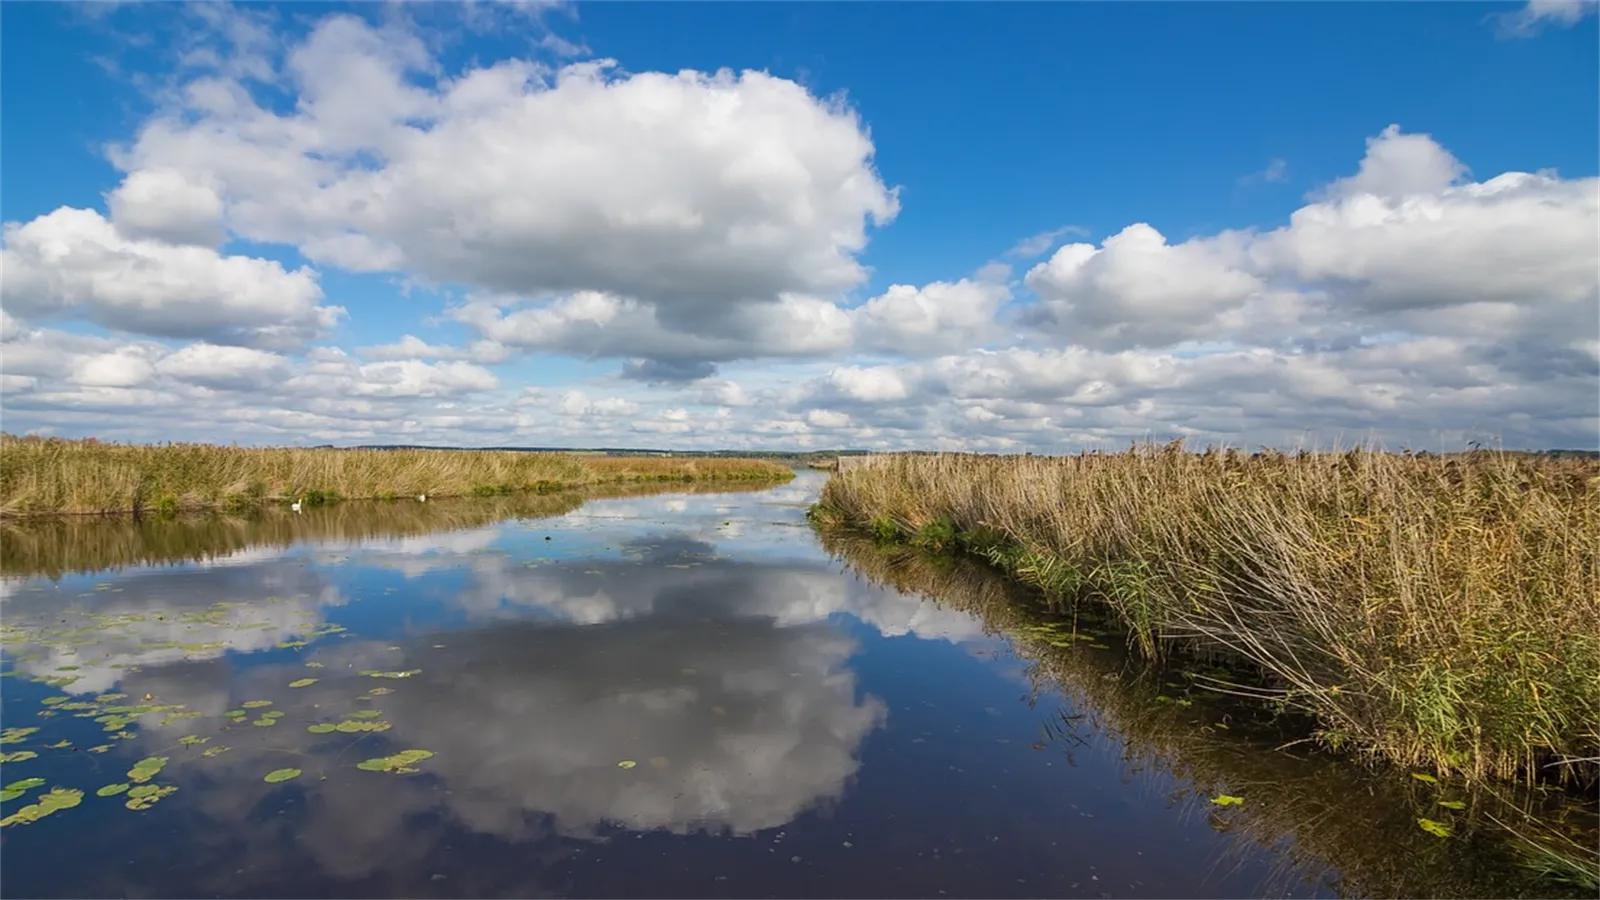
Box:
[811,446,1600,784]
[0,436,792,516]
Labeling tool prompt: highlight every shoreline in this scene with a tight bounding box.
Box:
[807,447,1600,787]
[0,436,794,518]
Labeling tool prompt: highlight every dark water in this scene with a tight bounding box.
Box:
[1,473,1593,898]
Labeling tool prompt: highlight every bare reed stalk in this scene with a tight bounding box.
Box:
[0,436,792,516]
[812,445,1600,783]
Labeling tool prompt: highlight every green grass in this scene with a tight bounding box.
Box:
[0,436,793,516]
[810,446,1600,784]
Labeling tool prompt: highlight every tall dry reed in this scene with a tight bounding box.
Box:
[812,446,1600,784]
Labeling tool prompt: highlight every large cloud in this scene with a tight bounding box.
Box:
[1026,126,1598,355]
[103,14,896,369]
[0,208,342,348]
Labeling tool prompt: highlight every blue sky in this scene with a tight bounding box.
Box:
[1,1,1596,450]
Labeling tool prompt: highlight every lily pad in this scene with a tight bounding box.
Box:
[124,784,177,811]
[127,756,167,784]
[178,735,209,746]
[616,760,638,770]
[241,700,273,709]
[307,723,336,734]
[0,751,38,763]
[1210,794,1244,807]
[1,727,39,744]
[356,749,434,774]
[288,678,318,689]
[0,787,83,827]
[1417,817,1452,838]
[360,670,421,679]
[202,745,231,758]
[96,783,130,797]
[263,768,302,784]
[4,777,46,792]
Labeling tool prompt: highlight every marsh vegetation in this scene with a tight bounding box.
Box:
[809,446,1600,786]
[0,436,793,516]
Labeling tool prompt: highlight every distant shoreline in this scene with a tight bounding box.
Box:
[0,436,794,518]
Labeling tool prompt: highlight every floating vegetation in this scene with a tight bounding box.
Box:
[347,709,383,719]
[288,678,318,688]
[241,700,273,709]
[616,760,638,770]
[95,783,129,797]
[355,749,434,774]
[1210,794,1245,807]
[1417,817,1453,838]
[178,735,209,746]
[126,756,167,784]
[44,740,70,749]
[1,726,39,744]
[124,784,177,811]
[366,687,394,696]
[1,751,39,763]
[263,768,301,784]
[0,787,82,827]
[86,745,111,754]
[306,723,336,734]
[305,662,326,669]
[0,777,48,802]
[252,718,278,727]
[361,669,420,679]
[201,745,230,758]
[334,719,390,733]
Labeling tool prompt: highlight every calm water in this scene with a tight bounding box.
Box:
[0,473,1592,898]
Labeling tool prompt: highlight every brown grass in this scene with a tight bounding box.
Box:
[0,436,792,516]
[810,445,1600,784]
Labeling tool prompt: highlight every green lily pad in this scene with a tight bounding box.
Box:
[1210,794,1244,807]
[124,783,177,811]
[0,751,38,763]
[356,749,434,774]
[333,719,391,733]
[616,760,638,770]
[1,727,39,744]
[96,783,129,797]
[1417,817,1452,837]
[241,700,273,709]
[202,745,231,758]
[288,678,318,689]
[360,670,420,679]
[178,735,209,746]
[4,777,46,792]
[0,789,21,802]
[263,768,302,784]
[126,756,167,784]
[0,788,83,827]
[252,718,277,727]
[306,723,336,734]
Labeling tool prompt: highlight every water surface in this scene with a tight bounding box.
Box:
[1,473,1592,898]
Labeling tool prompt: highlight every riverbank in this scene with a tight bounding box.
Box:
[0,436,793,516]
[808,447,1600,785]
